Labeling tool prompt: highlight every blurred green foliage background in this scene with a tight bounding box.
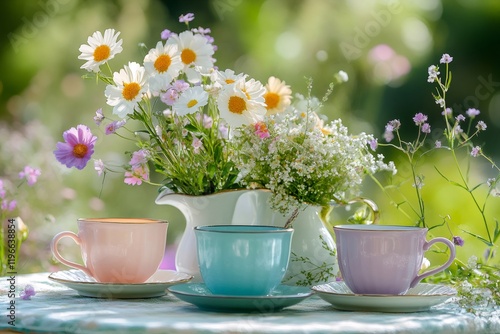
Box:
[1,0,499,273]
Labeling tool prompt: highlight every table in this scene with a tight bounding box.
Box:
[1,272,499,334]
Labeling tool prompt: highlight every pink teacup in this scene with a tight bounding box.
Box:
[51,218,168,283]
[333,225,455,295]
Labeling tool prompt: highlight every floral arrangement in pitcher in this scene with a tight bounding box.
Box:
[373,54,500,311]
[53,13,394,218]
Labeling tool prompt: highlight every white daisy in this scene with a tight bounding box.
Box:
[143,41,183,94]
[215,69,247,86]
[167,31,215,83]
[104,62,148,118]
[173,86,209,116]
[217,78,266,128]
[78,29,123,73]
[263,76,292,115]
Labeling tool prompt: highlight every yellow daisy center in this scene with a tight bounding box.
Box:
[93,45,111,62]
[122,82,141,101]
[225,79,235,84]
[73,143,88,158]
[181,48,196,65]
[187,99,198,108]
[264,92,280,110]
[154,54,172,73]
[228,96,246,115]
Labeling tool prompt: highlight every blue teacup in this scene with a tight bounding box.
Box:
[194,225,294,296]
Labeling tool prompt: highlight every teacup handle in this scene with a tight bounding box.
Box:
[410,237,456,288]
[50,231,93,277]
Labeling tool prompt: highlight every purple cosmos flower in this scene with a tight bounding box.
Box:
[54,125,97,170]
[466,108,480,118]
[421,123,431,134]
[413,113,428,125]
[18,166,41,186]
[179,13,194,23]
[94,108,104,125]
[452,236,465,247]
[440,54,453,64]
[471,146,481,157]
[20,285,36,300]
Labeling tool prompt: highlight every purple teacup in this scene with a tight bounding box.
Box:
[333,225,456,295]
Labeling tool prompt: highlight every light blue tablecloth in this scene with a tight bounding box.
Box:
[1,272,499,334]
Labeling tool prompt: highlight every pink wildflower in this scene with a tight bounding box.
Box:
[105,120,126,135]
[124,165,149,186]
[18,166,41,186]
[255,122,270,139]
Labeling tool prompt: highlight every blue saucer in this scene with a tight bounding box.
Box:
[167,283,313,312]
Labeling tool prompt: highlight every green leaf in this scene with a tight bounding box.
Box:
[493,219,500,243]
[460,228,494,247]
[184,124,198,132]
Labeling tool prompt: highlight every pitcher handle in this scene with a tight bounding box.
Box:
[50,231,93,277]
[409,237,456,288]
[346,197,380,225]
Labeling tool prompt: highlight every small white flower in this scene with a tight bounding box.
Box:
[78,29,123,72]
[336,70,349,83]
[467,255,478,269]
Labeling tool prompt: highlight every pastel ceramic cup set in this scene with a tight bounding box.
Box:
[51,218,455,297]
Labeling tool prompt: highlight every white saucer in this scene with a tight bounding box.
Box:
[312,282,456,313]
[49,269,193,299]
[168,283,313,312]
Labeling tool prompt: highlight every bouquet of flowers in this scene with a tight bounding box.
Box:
[53,13,393,220]
[233,79,395,218]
